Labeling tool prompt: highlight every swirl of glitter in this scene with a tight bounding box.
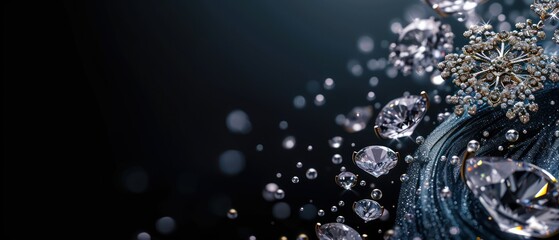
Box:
[438,20,552,124]
[392,87,559,240]
[389,17,454,76]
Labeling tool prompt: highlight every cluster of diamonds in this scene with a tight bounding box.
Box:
[438,18,559,123]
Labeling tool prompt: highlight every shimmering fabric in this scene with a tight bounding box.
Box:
[394,87,559,239]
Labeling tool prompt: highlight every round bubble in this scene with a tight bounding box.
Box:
[122,167,149,193]
[299,203,317,220]
[218,150,245,175]
[226,110,252,134]
[272,202,291,219]
[155,216,176,235]
[137,232,151,240]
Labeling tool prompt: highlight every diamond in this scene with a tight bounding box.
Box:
[424,0,483,19]
[464,157,559,238]
[389,17,454,76]
[353,145,399,177]
[374,93,428,139]
[344,106,373,133]
[315,222,362,240]
[335,171,358,190]
[353,199,383,222]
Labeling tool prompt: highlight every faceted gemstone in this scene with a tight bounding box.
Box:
[353,145,398,177]
[353,199,383,222]
[335,171,358,190]
[344,106,373,133]
[389,17,454,76]
[375,95,428,139]
[315,222,362,240]
[425,0,482,18]
[464,157,559,238]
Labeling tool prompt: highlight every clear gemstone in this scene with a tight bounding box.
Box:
[344,106,373,133]
[425,0,481,18]
[316,223,362,240]
[389,17,454,76]
[336,171,358,190]
[375,95,428,139]
[353,199,383,222]
[353,146,398,177]
[465,157,559,238]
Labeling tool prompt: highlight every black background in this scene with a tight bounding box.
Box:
[5,1,470,239]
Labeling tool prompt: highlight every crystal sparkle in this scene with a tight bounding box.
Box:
[353,145,398,177]
[353,199,383,222]
[374,94,428,139]
[315,222,362,240]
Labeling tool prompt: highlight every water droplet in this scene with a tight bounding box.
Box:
[227,209,238,219]
[405,155,414,164]
[360,180,367,186]
[440,186,451,198]
[276,173,282,178]
[272,202,291,220]
[318,209,325,217]
[505,129,519,142]
[226,110,252,134]
[306,168,318,180]
[331,206,338,212]
[371,189,383,200]
[283,136,296,149]
[296,162,303,168]
[336,215,346,223]
[415,136,425,144]
[450,156,459,165]
[331,154,343,164]
[307,145,313,151]
[367,91,376,101]
[137,232,151,240]
[449,226,460,235]
[357,35,374,53]
[467,140,480,152]
[293,95,306,109]
[219,150,246,176]
[440,155,447,161]
[297,233,309,240]
[256,144,264,151]
[400,174,409,182]
[292,176,300,183]
[344,106,373,133]
[498,145,504,151]
[324,78,335,90]
[314,94,326,106]
[369,76,379,87]
[555,130,559,138]
[338,200,345,207]
[155,216,176,235]
[329,136,343,148]
[274,189,285,200]
[483,130,490,137]
[340,166,346,172]
[335,171,358,190]
[279,121,288,130]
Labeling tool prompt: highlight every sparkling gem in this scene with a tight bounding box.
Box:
[389,17,454,76]
[329,136,343,148]
[306,168,318,180]
[506,129,519,142]
[375,95,428,139]
[335,171,358,190]
[353,199,384,222]
[332,154,343,164]
[344,106,373,133]
[316,223,362,240]
[425,0,482,20]
[465,157,559,238]
[371,189,383,200]
[353,145,399,177]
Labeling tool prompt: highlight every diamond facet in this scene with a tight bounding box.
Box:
[375,94,428,139]
[353,145,398,177]
[353,199,383,222]
[315,222,362,240]
[335,171,358,190]
[425,0,483,19]
[464,157,559,238]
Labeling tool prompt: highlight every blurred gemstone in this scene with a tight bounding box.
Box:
[336,171,358,190]
[316,223,362,240]
[344,106,373,133]
[353,145,398,177]
[375,95,428,139]
[389,17,454,75]
[353,199,383,222]
[464,157,559,238]
[425,0,481,18]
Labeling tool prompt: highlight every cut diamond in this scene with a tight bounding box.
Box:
[353,199,383,222]
[353,145,398,177]
[375,94,428,139]
[315,222,362,240]
[335,171,358,190]
[465,157,559,238]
